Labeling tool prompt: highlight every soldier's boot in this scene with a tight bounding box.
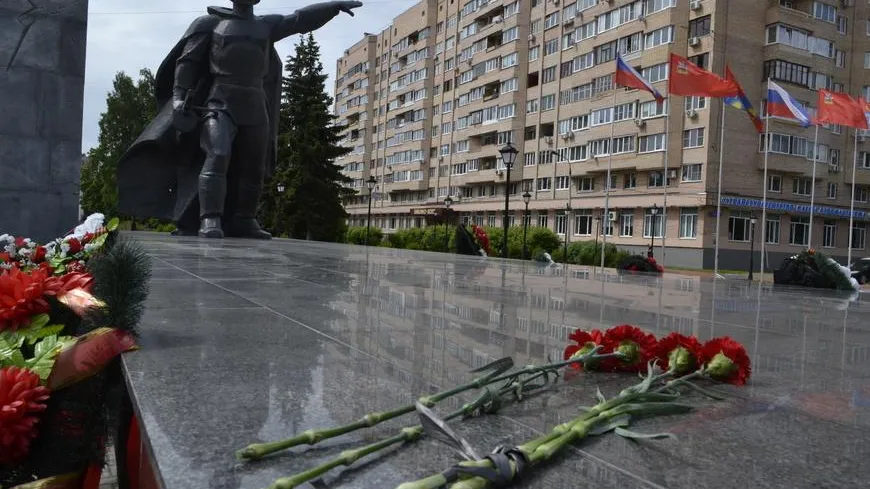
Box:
[198,175,226,239]
[226,183,271,240]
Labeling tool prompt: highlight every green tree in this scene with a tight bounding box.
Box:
[262,34,352,241]
[80,69,156,217]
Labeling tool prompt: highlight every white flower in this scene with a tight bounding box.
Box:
[71,213,106,239]
[61,242,70,255]
[44,241,58,258]
[0,234,12,244]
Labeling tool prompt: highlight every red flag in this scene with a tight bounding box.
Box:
[668,54,740,98]
[816,90,868,129]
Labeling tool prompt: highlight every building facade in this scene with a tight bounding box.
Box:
[333,0,870,269]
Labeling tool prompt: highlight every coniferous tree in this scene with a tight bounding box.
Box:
[80,70,156,217]
[262,34,352,241]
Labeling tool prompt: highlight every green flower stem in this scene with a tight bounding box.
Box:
[239,351,614,461]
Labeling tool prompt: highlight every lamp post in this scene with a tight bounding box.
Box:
[748,212,758,281]
[499,142,519,259]
[595,215,602,263]
[563,202,571,262]
[648,203,659,258]
[275,183,285,235]
[522,191,531,260]
[444,196,453,251]
[365,175,377,246]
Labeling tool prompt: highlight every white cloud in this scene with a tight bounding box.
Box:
[83,0,416,152]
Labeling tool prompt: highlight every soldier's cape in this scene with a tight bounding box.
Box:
[116,8,281,227]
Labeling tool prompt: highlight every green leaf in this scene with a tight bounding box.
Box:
[107,217,120,231]
[28,313,50,330]
[677,380,728,400]
[588,414,631,436]
[595,387,607,404]
[24,324,66,346]
[614,427,676,441]
[25,336,63,381]
[91,233,108,249]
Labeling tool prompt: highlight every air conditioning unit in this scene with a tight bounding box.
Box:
[859,135,867,143]
[637,14,646,23]
[496,169,504,176]
[492,15,503,23]
[568,132,575,140]
[842,0,854,6]
[545,136,554,145]
[668,169,678,179]
[686,109,698,119]
[688,36,701,47]
[562,133,571,141]
[563,18,574,26]
[634,118,646,127]
[690,0,702,9]
[551,0,559,5]
[528,34,536,42]
[828,164,841,173]
[608,211,618,222]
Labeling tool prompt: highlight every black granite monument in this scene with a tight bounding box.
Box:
[116,0,362,239]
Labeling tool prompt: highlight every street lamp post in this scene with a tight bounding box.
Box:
[648,203,659,258]
[444,196,453,251]
[365,175,377,246]
[563,202,571,262]
[275,183,285,235]
[499,142,519,259]
[594,215,601,262]
[522,191,531,260]
[749,213,758,281]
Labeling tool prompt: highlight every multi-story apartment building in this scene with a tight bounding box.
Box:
[333,0,870,269]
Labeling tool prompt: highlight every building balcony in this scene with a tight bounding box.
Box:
[385,179,429,192]
[756,152,814,175]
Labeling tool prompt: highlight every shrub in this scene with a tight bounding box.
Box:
[346,226,383,245]
[482,226,560,259]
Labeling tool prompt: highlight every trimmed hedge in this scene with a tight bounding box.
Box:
[345,226,384,245]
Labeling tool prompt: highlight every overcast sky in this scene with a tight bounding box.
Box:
[83,0,416,152]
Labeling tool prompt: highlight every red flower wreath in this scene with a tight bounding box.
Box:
[653,332,703,376]
[0,366,50,466]
[602,325,657,373]
[702,337,752,386]
[0,268,94,331]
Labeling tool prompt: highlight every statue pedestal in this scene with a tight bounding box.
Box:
[0,1,88,241]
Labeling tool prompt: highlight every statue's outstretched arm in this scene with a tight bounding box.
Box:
[270,1,362,41]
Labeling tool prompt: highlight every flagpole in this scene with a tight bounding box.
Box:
[661,98,669,264]
[600,87,617,272]
[759,78,771,284]
[808,124,820,250]
[848,128,858,268]
[714,100,726,278]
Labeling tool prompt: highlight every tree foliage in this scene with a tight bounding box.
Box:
[80,69,156,217]
[260,34,352,241]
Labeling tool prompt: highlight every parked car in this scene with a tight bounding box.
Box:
[851,258,870,284]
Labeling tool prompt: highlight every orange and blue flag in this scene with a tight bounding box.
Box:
[724,66,763,133]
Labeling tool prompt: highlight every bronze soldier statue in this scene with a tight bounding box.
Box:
[117,0,362,239]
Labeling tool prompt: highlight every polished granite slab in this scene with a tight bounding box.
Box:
[122,233,870,489]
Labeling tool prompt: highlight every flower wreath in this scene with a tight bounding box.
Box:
[0,214,150,489]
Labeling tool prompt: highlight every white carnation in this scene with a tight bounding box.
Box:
[71,213,106,239]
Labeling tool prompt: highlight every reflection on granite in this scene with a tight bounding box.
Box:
[123,233,870,489]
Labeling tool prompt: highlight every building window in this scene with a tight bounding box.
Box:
[683,128,705,148]
[575,210,593,235]
[624,172,637,189]
[537,214,549,228]
[852,222,867,250]
[685,96,707,111]
[643,208,664,238]
[768,174,782,192]
[688,15,711,38]
[823,220,837,248]
[648,171,664,188]
[555,175,570,190]
[536,177,552,191]
[681,163,702,182]
[790,216,810,246]
[688,53,709,70]
[555,213,567,235]
[638,133,666,152]
[578,177,595,192]
[620,213,634,237]
[813,1,836,23]
[728,211,751,242]
[827,182,837,199]
[766,215,781,245]
[793,177,812,196]
[763,59,812,87]
[679,208,698,239]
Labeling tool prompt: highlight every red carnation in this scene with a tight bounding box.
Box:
[0,252,9,263]
[563,329,604,374]
[82,232,95,244]
[0,366,50,466]
[702,337,752,386]
[653,332,703,376]
[13,237,26,248]
[31,246,47,263]
[66,238,83,255]
[602,325,657,373]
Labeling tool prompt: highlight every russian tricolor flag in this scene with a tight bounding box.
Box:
[766,81,811,126]
[615,55,664,102]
